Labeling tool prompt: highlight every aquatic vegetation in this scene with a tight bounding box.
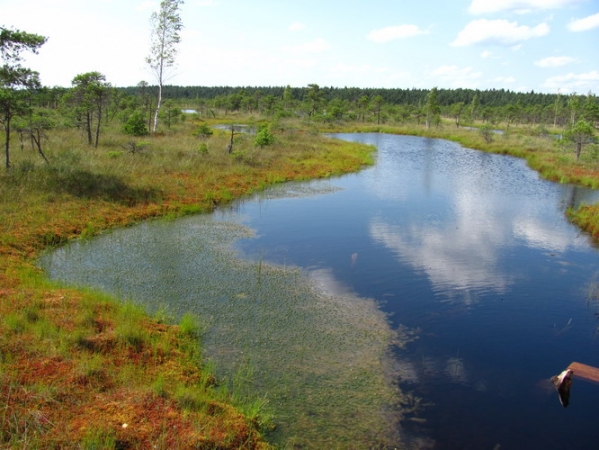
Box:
[39,210,410,448]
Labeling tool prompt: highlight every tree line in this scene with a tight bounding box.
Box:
[128,84,570,108]
[2,75,598,168]
[116,83,598,128]
[2,5,598,170]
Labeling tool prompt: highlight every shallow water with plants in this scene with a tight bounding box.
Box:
[40,133,599,449]
[38,196,406,448]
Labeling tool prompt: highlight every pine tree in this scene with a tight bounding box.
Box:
[424,87,441,128]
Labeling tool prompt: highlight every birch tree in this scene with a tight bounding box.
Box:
[146,0,184,133]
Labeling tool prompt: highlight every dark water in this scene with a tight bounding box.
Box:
[40,133,599,449]
[224,133,599,449]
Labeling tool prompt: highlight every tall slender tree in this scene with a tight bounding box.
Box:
[306,83,323,116]
[582,91,599,125]
[565,119,595,160]
[568,93,581,126]
[358,95,369,122]
[0,26,46,168]
[450,101,465,128]
[146,0,184,133]
[424,87,440,128]
[470,92,480,122]
[553,90,562,129]
[136,80,154,131]
[283,85,293,110]
[69,71,111,148]
[371,95,384,124]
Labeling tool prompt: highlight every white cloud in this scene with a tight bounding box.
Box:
[367,25,429,43]
[468,0,582,15]
[285,38,330,53]
[480,50,492,58]
[288,21,305,32]
[568,12,599,31]
[534,56,576,67]
[430,65,483,88]
[451,19,550,46]
[542,70,599,93]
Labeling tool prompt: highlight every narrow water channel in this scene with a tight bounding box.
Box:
[39,133,599,449]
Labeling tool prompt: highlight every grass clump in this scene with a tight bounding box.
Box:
[115,302,151,352]
[179,312,201,339]
[80,428,117,450]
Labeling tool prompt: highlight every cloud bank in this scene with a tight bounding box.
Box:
[534,56,576,67]
[568,12,599,32]
[451,19,549,46]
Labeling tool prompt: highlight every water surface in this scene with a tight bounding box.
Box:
[40,133,599,449]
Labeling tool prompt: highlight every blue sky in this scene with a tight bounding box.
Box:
[3,0,598,93]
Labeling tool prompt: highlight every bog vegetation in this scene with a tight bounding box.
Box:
[1,22,599,449]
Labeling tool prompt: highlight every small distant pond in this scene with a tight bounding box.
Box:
[212,123,257,134]
[39,133,599,449]
[462,125,504,134]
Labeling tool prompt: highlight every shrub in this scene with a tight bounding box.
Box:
[124,140,150,154]
[122,111,148,136]
[198,143,209,155]
[254,123,275,147]
[193,122,213,139]
[480,123,494,143]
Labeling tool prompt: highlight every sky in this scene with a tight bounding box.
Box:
[2,0,598,93]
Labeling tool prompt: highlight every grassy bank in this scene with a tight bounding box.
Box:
[0,116,374,449]
[322,120,599,242]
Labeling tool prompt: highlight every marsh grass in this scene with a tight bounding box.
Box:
[569,202,599,239]
[115,302,152,351]
[179,312,202,338]
[80,427,117,450]
[1,114,376,448]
